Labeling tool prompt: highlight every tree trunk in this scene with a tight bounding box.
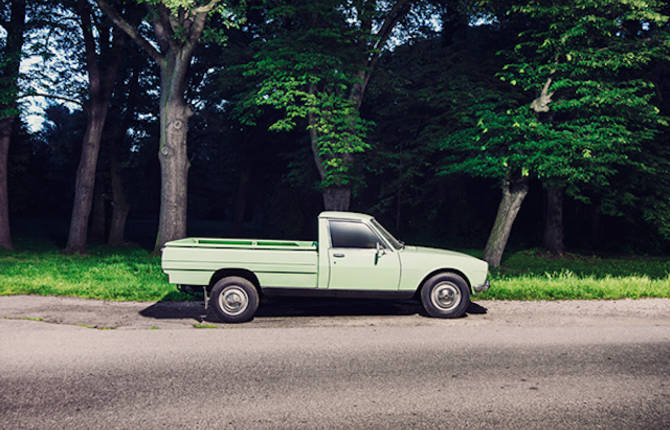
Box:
[153,62,192,253]
[543,186,565,255]
[307,88,353,212]
[65,1,124,253]
[0,0,27,250]
[0,120,13,250]
[483,176,529,267]
[94,1,212,254]
[65,105,108,252]
[322,187,351,211]
[108,52,140,246]
[89,173,107,243]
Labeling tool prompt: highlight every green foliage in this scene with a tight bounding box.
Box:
[0,54,22,118]
[0,0,26,120]
[243,1,372,188]
[440,0,669,197]
[139,0,244,45]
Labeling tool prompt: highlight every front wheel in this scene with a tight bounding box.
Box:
[420,273,470,318]
[210,276,259,323]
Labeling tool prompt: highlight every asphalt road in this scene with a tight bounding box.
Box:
[1,296,670,429]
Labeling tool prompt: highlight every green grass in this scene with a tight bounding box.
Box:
[0,240,188,302]
[2,316,44,322]
[0,241,668,301]
[193,323,218,328]
[482,249,670,300]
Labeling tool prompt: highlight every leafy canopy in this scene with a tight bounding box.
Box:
[243,1,372,188]
[440,0,669,197]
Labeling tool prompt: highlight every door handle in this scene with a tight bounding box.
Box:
[333,253,345,258]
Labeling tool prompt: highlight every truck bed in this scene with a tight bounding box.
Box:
[162,238,319,288]
[164,237,318,250]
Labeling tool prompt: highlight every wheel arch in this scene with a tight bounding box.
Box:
[414,268,472,297]
[209,268,262,296]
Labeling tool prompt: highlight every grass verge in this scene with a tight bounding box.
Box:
[0,242,668,301]
[481,249,670,300]
[0,241,188,302]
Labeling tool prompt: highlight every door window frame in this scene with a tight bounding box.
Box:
[328,219,392,250]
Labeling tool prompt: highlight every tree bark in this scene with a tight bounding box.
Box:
[65,0,124,253]
[153,56,192,252]
[483,176,529,267]
[108,54,140,247]
[0,120,14,250]
[0,0,27,250]
[543,186,565,255]
[66,104,109,252]
[323,187,352,211]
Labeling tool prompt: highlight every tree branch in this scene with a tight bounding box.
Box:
[531,77,554,113]
[101,27,126,98]
[191,0,221,15]
[17,92,85,108]
[154,3,177,52]
[94,0,163,64]
[371,0,411,55]
[187,7,210,46]
[354,0,411,104]
[77,0,102,97]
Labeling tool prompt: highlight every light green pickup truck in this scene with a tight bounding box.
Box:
[162,211,489,322]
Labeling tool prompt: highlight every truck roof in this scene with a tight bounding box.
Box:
[318,211,374,221]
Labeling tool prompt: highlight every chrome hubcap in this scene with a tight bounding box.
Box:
[431,282,461,311]
[219,286,248,315]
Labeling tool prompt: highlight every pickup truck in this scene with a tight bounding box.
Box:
[161,211,490,322]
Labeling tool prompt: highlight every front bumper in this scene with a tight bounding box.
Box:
[473,279,490,293]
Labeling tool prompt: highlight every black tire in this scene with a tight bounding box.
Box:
[210,276,259,323]
[420,272,470,318]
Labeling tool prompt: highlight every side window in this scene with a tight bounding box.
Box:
[329,221,381,249]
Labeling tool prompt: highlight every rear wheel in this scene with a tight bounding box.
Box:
[420,272,470,318]
[210,276,259,323]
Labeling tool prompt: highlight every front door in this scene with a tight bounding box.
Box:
[327,220,400,290]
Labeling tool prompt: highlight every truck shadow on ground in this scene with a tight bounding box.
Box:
[139,297,487,322]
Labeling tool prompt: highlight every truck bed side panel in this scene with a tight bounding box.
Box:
[162,247,318,288]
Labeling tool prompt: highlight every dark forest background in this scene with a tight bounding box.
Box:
[2,0,670,266]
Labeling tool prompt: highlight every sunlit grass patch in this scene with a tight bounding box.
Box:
[479,249,670,300]
[0,243,187,302]
[193,323,217,328]
[483,270,670,300]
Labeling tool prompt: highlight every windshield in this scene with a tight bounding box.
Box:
[370,219,404,250]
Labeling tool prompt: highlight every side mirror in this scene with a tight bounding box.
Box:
[374,242,385,265]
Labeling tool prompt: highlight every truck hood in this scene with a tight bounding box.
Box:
[402,245,479,260]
